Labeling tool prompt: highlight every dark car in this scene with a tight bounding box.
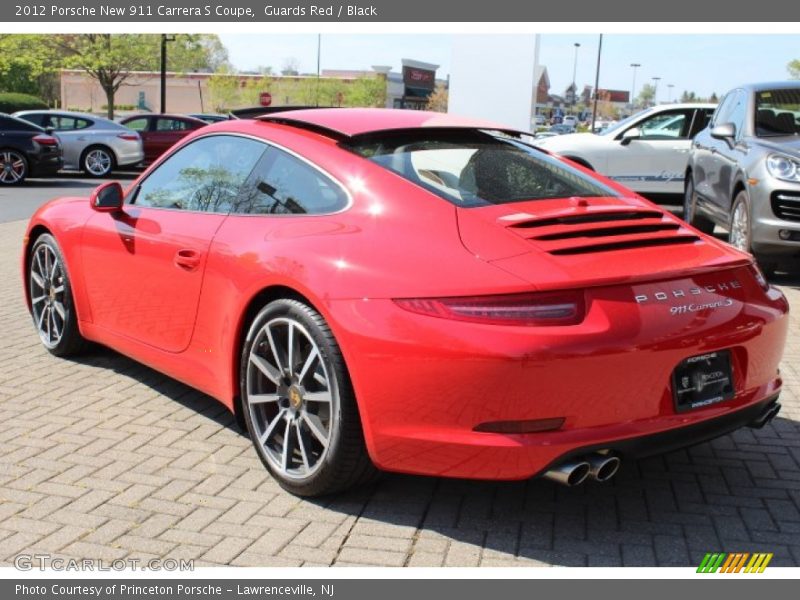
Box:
[188,113,230,124]
[119,114,207,165]
[0,113,63,185]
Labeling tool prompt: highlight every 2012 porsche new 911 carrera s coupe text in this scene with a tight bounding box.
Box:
[23,109,789,496]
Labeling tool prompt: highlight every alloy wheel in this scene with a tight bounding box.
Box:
[0,150,27,184]
[246,317,336,480]
[84,149,112,176]
[30,243,66,349]
[729,198,750,252]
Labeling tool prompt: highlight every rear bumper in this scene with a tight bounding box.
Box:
[30,155,63,176]
[329,266,789,481]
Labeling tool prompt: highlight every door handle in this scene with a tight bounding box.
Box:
[174,249,202,271]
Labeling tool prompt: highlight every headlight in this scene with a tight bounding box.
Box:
[766,153,800,182]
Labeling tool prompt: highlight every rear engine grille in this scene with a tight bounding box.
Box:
[771,191,800,222]
[507,209,700,255]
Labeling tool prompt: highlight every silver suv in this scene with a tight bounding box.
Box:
[684,82,800,273]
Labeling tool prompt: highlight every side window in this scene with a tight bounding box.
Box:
[636,110,693,140]
[726,91,748,138]
[156,118,190,132]
[124,118,149,132]
[712,92,735,127]
[51,116,87,130]
[20,113,45,127]
[688,108,714,138]
[232,148,348,215]
[132,135,267,213]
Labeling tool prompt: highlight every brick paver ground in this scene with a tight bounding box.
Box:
[1,218,798,568]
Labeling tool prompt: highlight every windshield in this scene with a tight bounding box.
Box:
[755,88,800,137]
[599,107,656,137]
[345,129,619,207]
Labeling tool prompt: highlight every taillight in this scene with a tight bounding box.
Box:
[393,290,586,326]
[747,262,770,291]
[32,134,58,147]
[117,133,139,141]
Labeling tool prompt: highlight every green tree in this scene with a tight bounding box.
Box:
[207,71,242,112]
[167,34,230,73]
[344,76,386,108]
[54,34,160,118]
[636,83,656,107]
[0,35,61,103]
[788,59,800,79]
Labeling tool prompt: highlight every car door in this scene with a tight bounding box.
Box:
[79,134,268,352]
[693,94,735,208]
[48,114,92,170]
[123,116,154,162]
[605,108,697,196]
[149,117,194,162]
[706,90,749,218]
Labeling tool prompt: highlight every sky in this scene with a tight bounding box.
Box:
[219,33,799,101]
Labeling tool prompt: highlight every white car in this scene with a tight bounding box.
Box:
[562,115,579,127]
[535,104,716,202]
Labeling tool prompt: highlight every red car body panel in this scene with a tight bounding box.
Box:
[23,109,790,481]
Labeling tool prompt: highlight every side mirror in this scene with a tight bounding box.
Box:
[90,181,124,212]
[710,122,736,142]
[45,127,55,135]
[620,127,641,145]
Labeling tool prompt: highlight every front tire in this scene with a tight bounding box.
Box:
[81,146,115,177]
[28,234,87,356]
[683,175,715,234]
[240,298,376,496]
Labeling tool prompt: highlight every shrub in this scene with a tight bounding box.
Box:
[0,92,48,113]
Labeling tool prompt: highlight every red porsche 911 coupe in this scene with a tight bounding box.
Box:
[23,109,789,496]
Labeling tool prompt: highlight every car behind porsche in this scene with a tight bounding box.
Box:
[22,109,789,496]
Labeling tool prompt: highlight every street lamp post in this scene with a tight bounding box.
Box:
[571,42,581,109]
[667,83,674,103]
[652,76,661,106]
[160,34,176,114]
[630,63,641,110]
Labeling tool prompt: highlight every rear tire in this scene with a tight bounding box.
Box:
[0,148,28,185]
[81,146,115,177]
[683,175,715,234]
[28,234,88,357]
[240,298,377,496]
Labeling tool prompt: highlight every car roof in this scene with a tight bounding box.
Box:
[258,108,524,139]
[730,81,800,93]
[15,110,98,119]
[122,113,206,122]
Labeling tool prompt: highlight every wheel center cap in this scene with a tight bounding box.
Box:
[288,385,304,410]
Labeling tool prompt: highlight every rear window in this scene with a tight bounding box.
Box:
[345,130,618,207]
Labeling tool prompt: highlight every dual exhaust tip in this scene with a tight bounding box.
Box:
[543,452,621,487]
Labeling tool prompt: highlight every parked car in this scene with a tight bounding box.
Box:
[188,113,230,124]
[14,110,144,177]
[685,82,800,273]
[533,114,547,127]
[0,113,62,185]
[548,124,575,135]
[536,103,716,203]
[24,108,788,496]
[119,114,207,165]
[562,115,579,127]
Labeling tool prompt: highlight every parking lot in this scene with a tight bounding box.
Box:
[0,181,799,568]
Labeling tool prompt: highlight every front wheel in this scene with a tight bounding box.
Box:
[29,234,87,356]
[683,176,715,234]
[240,298,377,496]
[729,190,752,253]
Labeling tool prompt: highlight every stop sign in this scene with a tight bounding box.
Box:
[259,92,272,107]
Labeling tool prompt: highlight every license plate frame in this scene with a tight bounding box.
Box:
[672,350,735,412]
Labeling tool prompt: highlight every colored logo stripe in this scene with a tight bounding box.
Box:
[697,552,773,573]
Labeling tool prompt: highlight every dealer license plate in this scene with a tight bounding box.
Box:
[672,351,734,411]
